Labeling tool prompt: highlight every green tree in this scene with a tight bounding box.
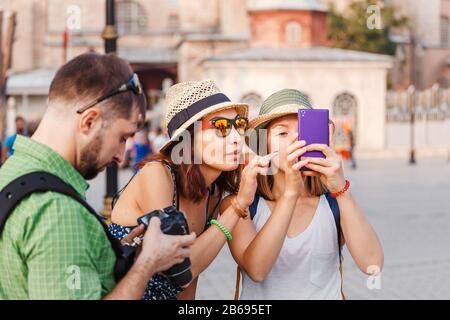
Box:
[328,0,409,55]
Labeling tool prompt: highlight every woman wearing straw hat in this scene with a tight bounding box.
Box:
[108,80,274,300]
[222,89,384,300]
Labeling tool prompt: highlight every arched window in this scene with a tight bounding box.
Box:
[333,92,357,118]
[241,93,263,120]
[285,22,302,45]
[117,0,148,35]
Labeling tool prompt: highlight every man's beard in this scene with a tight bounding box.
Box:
[78,132,109,180]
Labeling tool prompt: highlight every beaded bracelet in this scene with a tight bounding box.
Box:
[330,180,350,198]
[209,219,233,241]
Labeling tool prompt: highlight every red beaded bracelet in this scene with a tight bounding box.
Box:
[330,180,350,198]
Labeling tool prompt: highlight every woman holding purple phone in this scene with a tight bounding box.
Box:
[221,89,383,300]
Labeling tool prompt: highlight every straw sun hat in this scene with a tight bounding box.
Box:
[159,80,249,154]
[249,89,313,130]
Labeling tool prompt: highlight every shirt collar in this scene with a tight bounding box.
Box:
[13,135,89,198]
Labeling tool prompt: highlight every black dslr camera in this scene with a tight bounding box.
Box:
[137,205,192,287]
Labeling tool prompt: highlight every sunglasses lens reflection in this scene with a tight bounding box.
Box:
[211,116,249,137]
[213,119,232,137]
[235,117,248,135]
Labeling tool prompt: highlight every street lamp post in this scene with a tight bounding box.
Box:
[407,85,416,165]
[101,0,119,222]
[102,0,118,53]
[409,32,417,165]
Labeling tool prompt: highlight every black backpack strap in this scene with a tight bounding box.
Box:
[0,171,132,281]
[0,172,105,231]
[325,192,342,261]
[249,195,260,220]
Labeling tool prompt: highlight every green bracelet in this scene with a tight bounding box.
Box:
[209,219,233,241]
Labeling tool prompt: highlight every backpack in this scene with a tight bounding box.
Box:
[0,171,134,282]
[234,193,345,300]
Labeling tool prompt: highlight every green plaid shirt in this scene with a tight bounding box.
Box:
[0,135,116,299]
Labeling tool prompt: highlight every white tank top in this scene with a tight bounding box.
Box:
[240,195,342,300]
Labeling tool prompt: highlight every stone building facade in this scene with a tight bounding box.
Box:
[2,0,396,152]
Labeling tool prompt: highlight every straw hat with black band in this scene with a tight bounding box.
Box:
[160,80,249,154]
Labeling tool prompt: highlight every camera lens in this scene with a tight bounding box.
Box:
[163,257,192,287]
[168,268,192,288]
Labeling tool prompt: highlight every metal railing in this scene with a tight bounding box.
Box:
[387,84,450,122]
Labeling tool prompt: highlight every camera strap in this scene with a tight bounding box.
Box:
[0,171,133,282]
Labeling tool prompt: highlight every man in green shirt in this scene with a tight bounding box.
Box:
[0,52,195,299]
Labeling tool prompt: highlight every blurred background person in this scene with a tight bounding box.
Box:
[132,122,153,173]
[2,116,27,162]
[343,122,357,170]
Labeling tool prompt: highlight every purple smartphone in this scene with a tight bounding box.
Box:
[298,109,329,171]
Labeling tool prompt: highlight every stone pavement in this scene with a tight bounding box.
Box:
[87,157,450,300]
[197,157,450,300]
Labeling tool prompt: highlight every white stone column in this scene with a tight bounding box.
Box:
[6,97,16,136]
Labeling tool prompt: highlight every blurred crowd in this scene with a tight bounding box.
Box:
[119,122,169,173]
[1,116,169,171]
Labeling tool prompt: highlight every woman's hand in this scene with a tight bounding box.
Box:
[237,152,277,208]
[284,137,310,197]
[137,218,196,274]
[121,224,145,259]
[301,144,346,193]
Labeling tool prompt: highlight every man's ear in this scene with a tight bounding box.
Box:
[79,108,102,135]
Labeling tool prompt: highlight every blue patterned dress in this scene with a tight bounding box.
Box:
[109,160,219,300]
[109,222,182,299]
